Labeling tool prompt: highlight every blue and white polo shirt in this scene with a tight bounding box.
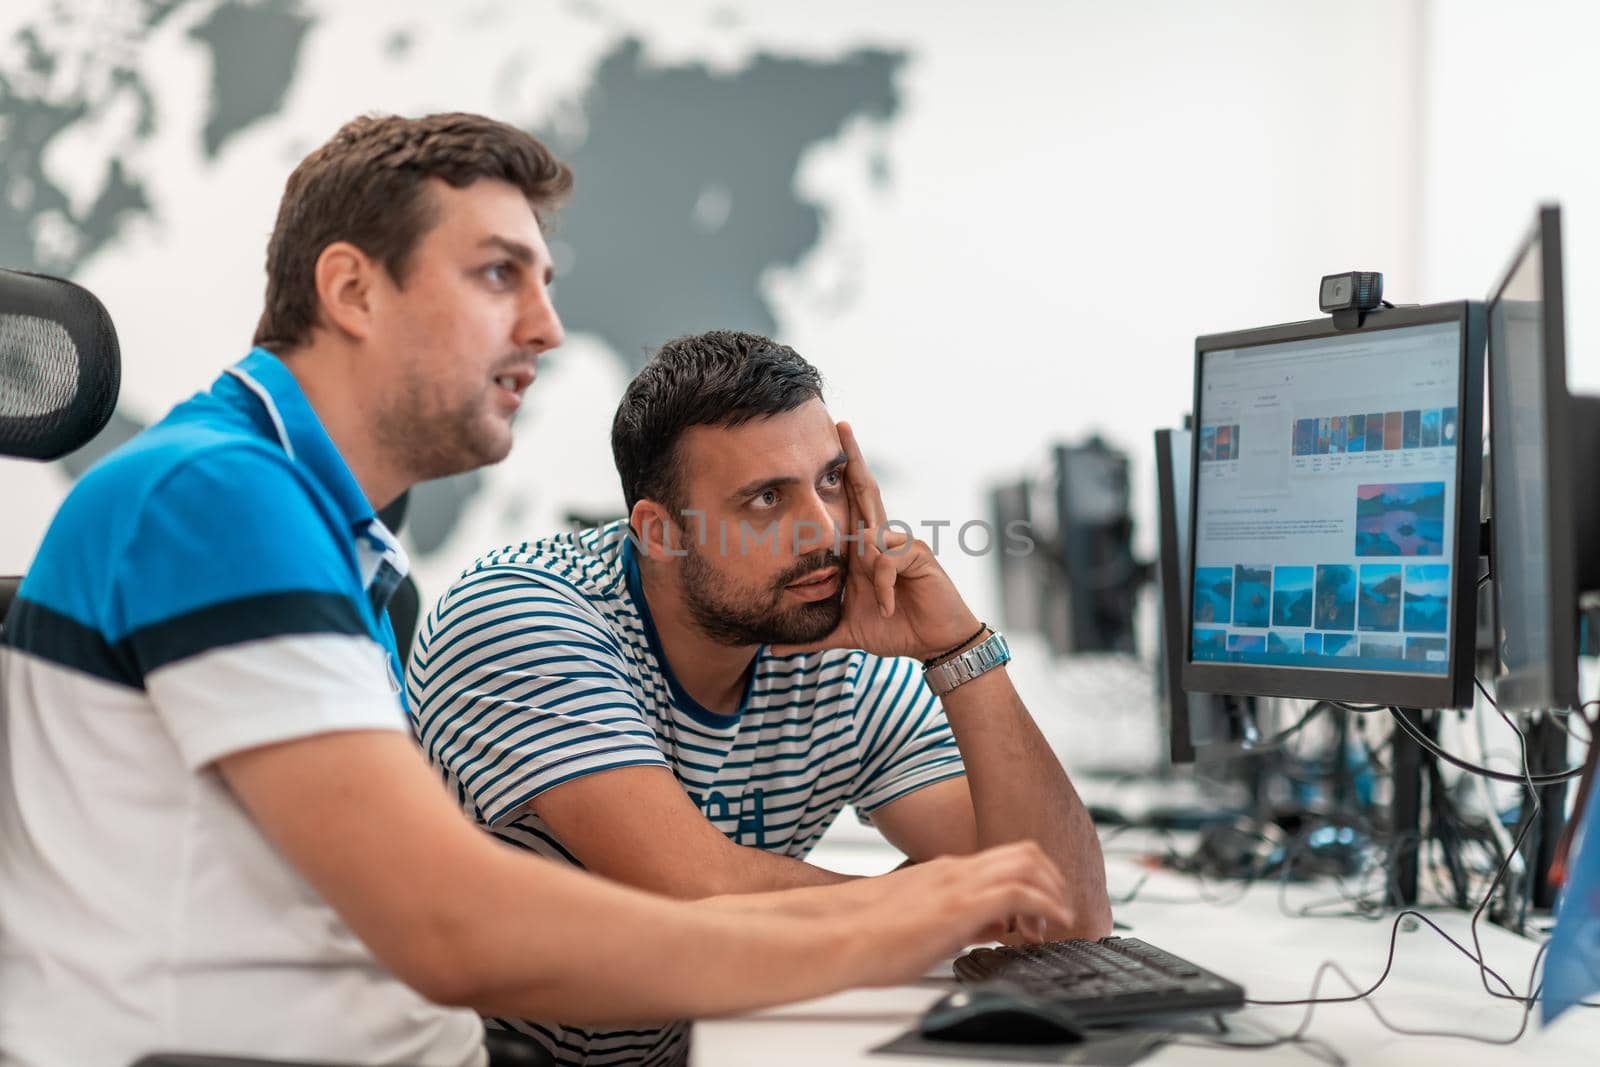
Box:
[0,348,484,1067]
[407,520,967,1066]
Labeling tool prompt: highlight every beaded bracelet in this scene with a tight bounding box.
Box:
[923,622,990,668]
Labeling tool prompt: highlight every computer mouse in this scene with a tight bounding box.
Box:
[919,982,1086,1045]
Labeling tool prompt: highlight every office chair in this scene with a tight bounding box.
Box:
[0,268,121,630]
[377,489,422,667]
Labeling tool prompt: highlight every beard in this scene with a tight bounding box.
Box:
[681,541,846,647]
[375,375,513,483]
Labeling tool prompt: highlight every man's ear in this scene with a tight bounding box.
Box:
[312,241,379,342]
[629,499,682,561]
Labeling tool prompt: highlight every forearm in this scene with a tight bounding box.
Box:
[611,839,856,898]
[703,871,903,919]
[941,667,1112,936]
[461,839,1079,1021]
[456,844,870,1022]
[692,842,856,895]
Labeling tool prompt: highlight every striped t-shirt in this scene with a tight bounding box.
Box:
[407,521,966,1066]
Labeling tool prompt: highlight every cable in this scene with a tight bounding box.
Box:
[1168,1019,1348,1066]
[1326,699,1386,713]
[1389,705,1586,786]
[1471,692,1521,865]
[1467,704,1544,989]
[1256,702,1326,749]
[1244,940,1549,1050]
[1114,693,1596,1055]
[1559,708,1594,745]
[1241,698,1588,1030]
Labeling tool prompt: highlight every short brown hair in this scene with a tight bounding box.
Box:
[253,112,572,352]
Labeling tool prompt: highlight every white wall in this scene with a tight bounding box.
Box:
[1,0,1424,629]
[1417,0,1600,392]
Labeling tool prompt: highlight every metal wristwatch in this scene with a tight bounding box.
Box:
[923,629,1011,696]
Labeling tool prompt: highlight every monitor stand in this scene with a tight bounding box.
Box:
[1527,712,1571,912]
[1388,708,1439,907]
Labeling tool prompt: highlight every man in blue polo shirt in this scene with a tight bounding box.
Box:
[0,114,1075,1067]
[409,330,1113,1064]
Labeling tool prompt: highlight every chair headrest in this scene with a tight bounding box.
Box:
[0,268,120,460]
[377,489,409,534]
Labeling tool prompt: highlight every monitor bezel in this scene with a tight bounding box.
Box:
[1181,301,1485,709]
[1487,204,1579,711]
[1154,427,1199,762]
[1156,427,1271,763]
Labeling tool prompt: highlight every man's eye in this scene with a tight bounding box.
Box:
[821,469,843,489]
[755,489,780,508]
[484,262,514,285]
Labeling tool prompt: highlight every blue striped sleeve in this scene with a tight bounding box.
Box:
[407,565,669,826]
[847,654,966,813]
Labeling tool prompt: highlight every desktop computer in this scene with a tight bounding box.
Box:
[1177,302,1486,905]
[990,479,1045,644]
[946,216,1597,1046]
[991,439,1145,657]
[1055,438,1142,655]
[1181,302,1485,710]
[1487,205,1580,712]
[1484,204,1600,913]
[1154,426,1264,766]
[1158,425,1377,878]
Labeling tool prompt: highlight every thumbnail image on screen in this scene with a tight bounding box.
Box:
[1191,321,1462,675]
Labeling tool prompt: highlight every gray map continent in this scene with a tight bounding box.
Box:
[0,0,313,479]
[189,0,315,158]
[0,12,164,278]
[0,2,194,477]
[0,14,906,558]
[407,38,905,553]
[537,37,904,372]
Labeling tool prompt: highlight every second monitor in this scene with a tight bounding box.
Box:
[1182,302,1485,709]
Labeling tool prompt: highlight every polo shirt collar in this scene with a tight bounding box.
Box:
[225,347,374,530]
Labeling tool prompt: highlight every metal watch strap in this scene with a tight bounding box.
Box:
[922,630,1011,696]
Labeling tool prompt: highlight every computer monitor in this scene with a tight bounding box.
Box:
[1486,204,1580,711]
[1155,427,1263,763]
[991,478,1044,638]
[1182,302,1485,709]
[1054,439,1140,654]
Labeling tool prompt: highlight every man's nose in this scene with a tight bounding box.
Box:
[518,282,565,354]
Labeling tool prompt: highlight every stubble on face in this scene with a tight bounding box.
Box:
[680,536,847,647]
[373,360,514,483]
[369,180,553,484]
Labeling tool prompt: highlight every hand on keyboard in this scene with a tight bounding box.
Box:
[847,841,1077,986]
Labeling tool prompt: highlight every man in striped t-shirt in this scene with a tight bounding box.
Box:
[410,330,1112,1065]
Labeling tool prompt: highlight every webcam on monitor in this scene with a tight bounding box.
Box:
[1318,271,1383,315]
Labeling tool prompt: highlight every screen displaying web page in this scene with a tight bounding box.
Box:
[1191,320,1462,675]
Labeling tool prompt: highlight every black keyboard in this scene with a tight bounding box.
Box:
[953,936,1245,1025]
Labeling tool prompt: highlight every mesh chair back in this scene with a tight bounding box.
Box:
[376,490,421,666]
[0,268,120,459]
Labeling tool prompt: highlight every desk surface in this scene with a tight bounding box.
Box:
[691,828,1597,1066]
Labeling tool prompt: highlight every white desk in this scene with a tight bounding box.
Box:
[691,828,1597,1065]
